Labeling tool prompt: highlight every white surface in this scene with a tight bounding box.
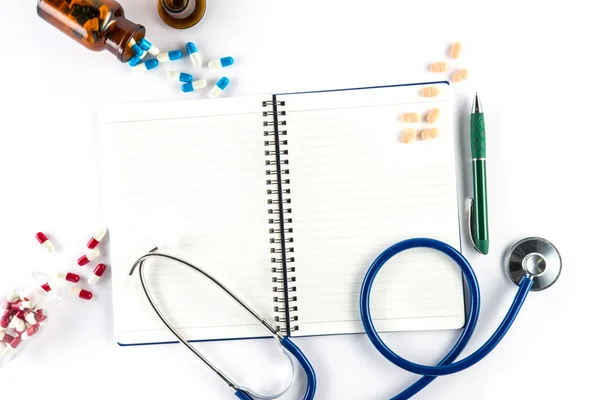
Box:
[0,0,598,399]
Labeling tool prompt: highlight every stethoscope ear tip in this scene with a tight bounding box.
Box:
[505,237,562,291]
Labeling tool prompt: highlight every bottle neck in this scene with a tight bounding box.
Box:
[105,17,146,63]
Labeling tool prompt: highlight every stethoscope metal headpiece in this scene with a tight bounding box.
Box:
[505,237,562,291]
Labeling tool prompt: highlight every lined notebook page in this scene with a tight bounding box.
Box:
[276,83,465,337]
[100,96,275,345]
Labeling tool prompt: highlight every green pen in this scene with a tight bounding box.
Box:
[469,93,489,255]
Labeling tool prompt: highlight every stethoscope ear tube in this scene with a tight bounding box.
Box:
[359,238,534,400]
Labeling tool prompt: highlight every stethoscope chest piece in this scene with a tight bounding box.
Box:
[505,237,562,291]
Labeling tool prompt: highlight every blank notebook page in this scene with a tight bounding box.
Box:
[100,96,274,345]
[277,84,465,337]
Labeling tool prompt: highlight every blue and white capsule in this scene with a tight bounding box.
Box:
[208,57,234,69]
[181,79,208,93]
[139,50,148,60]
[133,58,159,73]
[139,38,160,56]
[168,71,193,83]
[157,50,183,63]
[186,42,202,68]
[209,77,230,98]
[128,55,142,67]
[127,38,144,58]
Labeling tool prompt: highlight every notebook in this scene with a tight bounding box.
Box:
[99,81,465,345]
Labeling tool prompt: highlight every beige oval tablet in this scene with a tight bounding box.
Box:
[402,132,415,144]
[401,112,420,123]
[401,128,416,143]
[449,42,462,59]
[427,108,441,124]
[421,128,439,140]
[422,86,440,98]
[429,62,448,73]
[452,68,469,83]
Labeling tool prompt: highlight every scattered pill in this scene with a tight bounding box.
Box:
[35,309,47,323]
[449,42,462,59]
[0,332,14,343]
[77,248,100,266]
[14,311,25,320]
[168,71,194,83]
[181,79,208,93]
[421,128,439,140]
[21,301,34,310]
[6,292,18,303]
[56,271,80,283]
[401,128,416,144]
[0,316,9,329]
[99,5,109,19]
[10,302,22,311]
[422,86,440,98]
[186,42,202,68]
[427,108,441,124]
[452,68,469,83]
[71,288,93,300]
[133,58,159,72]
[208,56,235,69]
[25,324,39,338]
[127,38,143,57]
[429,62,448,73]
[41,281,59,293]
[25,312,37,326]
[9,336,22,349]
[139,50,148,60]
[35,232,55,253]
[14,319,25,333]
[139,38,160,56]
[128,56,142,67]
[401,112,420,123]
[210,77,230,98]
[157,50,183,63]
[87,228,107,249]
[88,264,107,285]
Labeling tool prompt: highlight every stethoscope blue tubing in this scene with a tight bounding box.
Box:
[234,337,317,400]
[359,238,534,400]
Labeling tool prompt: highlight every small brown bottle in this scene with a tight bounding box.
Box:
[37,0,146,63]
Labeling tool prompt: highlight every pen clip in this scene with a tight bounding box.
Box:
[466,198,483,254]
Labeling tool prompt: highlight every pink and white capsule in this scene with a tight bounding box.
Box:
[5,291,18,303]
[14,318,26,333]
[71,288,93,300]
[35,232,55,252]
[41,280,59,293]
[77,249,100,266]
[87,228,107,249]
[25,311,37,325]
[57,271,80,283]
[19,300,34,310]
[88,264,107,285]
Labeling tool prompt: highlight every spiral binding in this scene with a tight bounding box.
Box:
[264,97,298,334]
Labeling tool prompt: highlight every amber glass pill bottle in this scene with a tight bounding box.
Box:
[37,0,145,63]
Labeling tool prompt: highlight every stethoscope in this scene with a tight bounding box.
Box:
[129,248,317,400]
[130,236,561,400]
[360,236,562,399]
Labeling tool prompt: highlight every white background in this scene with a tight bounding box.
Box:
[0,1,598,399]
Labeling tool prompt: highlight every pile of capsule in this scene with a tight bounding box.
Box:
[126,38,233,98]
[0,291,48,363]
[34,229,109,301]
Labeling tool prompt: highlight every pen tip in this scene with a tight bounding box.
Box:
[472,92,482,113]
